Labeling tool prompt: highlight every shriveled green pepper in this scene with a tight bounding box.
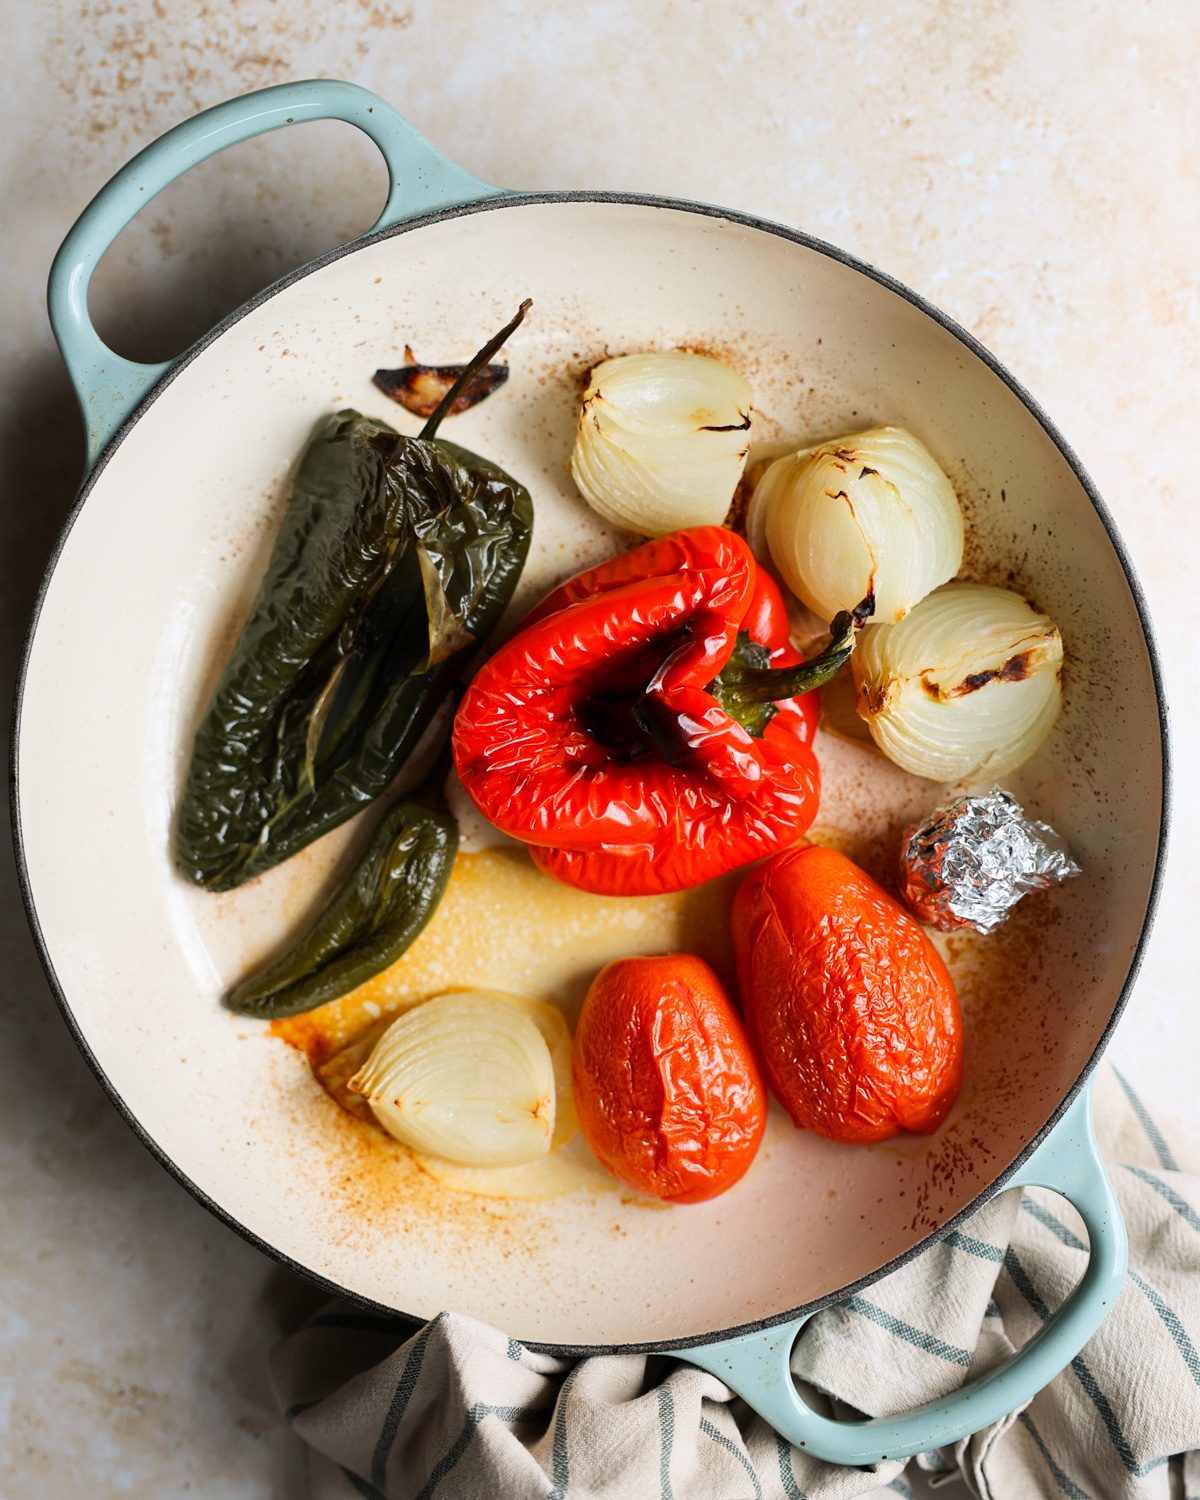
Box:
[177,303,533,891]
[225,753,458,1019]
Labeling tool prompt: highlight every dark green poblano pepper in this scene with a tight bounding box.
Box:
[177,302,533,891]
[225,750,458,1019]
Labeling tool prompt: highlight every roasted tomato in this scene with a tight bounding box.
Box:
[731,846,962,1144]
[572,954,767,1202]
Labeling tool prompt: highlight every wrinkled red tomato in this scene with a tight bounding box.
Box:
[732,846,962,1144]
[572,954,767,1202]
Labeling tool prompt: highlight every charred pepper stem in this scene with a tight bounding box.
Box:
[419,299,532,440]
[710,596,870,722]
[226,740,459,1021]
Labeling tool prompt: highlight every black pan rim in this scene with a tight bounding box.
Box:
[10,187,1173,1358]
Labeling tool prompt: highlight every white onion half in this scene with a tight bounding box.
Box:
[747,425,963,623]
[569,351,752,534]
[348,990,555,1167]
[853,582,1064,782]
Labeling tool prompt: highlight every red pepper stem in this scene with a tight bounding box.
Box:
[419,299,533,440]
[722,607,861,706]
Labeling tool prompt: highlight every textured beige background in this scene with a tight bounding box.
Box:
[1,1,1196,1494]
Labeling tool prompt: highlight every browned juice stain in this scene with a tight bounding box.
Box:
[273,844,742,1064]
[271,845,744,1200]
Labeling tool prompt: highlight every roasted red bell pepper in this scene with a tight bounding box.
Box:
[452,526,859,895]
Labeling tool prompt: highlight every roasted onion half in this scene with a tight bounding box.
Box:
[570,351,752,534]
[747,425,963,624]
[853,582,1064,782]
[349,990,556,1167]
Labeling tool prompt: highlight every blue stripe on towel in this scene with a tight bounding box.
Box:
[1120,1165,1200,1236]
[945,1229,1005,1263]
[1128,1270,1200,1387]
[284,1398,322,1424]
[1017,1412,1094,1499]
[546,1363,583,1500]
[1003,1247,1053,1320]
[1112,1068,1179,1171]
[1005,1246,1162,1478]
[339,1466,390,1500]
[699,1416,762,1500]
[842,1295,972,1368]
[658,1384,676,1500]
[1022,1198,1200,1386]
[1067,1357,1143,1476]
[1022,1198,1087,1252]
[414,1403,546,1500]
[775,1433,805,1498]
[372,1319,437,1489]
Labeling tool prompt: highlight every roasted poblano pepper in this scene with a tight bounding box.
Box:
[178,304,533,891]
[226,754,458,1018]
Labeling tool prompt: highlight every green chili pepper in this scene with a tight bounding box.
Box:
[225,752,459,1019]
[178,303,533,891]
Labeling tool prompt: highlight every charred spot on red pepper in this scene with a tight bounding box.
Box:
[577,690,653,763]
[630,690,698,767]
[574,622,698,762]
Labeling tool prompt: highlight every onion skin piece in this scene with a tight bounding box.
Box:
[572,954,766,1202]
[732,846,962,1145]
[374,349,509,419]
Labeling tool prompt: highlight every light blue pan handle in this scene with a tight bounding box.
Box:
[47,79,504,470]
[673,1076,1127,1465]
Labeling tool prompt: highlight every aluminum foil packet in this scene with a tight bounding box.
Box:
[899,789,1081,935]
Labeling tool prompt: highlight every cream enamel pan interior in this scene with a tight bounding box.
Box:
[15,194,1167,1349]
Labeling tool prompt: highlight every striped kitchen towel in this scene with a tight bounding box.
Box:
[270,1063,1200,1499]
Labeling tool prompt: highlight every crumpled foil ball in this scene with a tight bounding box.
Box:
[899,789,1081,935]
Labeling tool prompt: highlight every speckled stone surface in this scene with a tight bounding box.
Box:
[1,2,1195,1494]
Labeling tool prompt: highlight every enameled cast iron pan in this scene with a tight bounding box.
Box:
[11,80,1170,1464]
